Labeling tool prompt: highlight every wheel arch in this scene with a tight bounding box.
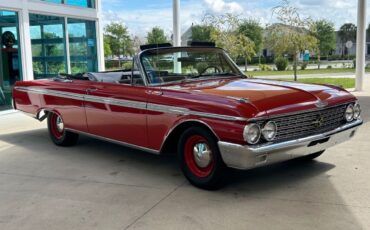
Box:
[35,108,59,122]
[160,120,219,155]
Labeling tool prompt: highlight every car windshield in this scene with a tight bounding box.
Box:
[140,47,243,85]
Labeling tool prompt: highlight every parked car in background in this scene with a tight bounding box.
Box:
[12,43,363,189]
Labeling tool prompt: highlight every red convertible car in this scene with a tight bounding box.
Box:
[12,43,363,189]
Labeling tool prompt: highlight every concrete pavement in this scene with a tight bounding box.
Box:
[253,72,357,79]
[0,86,369,229]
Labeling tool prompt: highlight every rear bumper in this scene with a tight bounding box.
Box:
[218,119,363,170]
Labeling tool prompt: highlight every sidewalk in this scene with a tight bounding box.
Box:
[253,72,358,79]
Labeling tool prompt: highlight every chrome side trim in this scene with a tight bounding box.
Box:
[86,94,147,110]
[15,86,84,101]
[147,103,189,115]
[14,86,247,121]
[65,128,160,154]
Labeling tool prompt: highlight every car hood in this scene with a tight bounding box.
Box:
[163,78,356,118]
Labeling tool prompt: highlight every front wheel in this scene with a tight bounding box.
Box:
[178,127,227,190]
[47,112,79,146]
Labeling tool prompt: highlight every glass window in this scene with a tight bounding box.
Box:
[67,0,95,8]
[41,0,63,3]
[40,0,95,8]
[0,10,23,111]
[140,48,242,85]
[29,14,67,79]
[67,18,97,74]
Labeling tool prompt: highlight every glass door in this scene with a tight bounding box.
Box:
[0,10,22,111]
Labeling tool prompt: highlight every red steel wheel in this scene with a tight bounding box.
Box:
[47,112,79,146]
[50,113,64,140]
[184,135,215,178]
[178,127,227,190]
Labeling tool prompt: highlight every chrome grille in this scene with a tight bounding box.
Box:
[272,104,347,142]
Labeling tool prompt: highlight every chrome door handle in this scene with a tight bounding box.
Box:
[146,90,163,96]
[86,87,98,93]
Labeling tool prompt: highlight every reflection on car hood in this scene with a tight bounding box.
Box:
[163,78,356,117]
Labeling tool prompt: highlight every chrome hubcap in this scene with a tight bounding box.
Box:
[193,143,212,168]
[56,116,64,132]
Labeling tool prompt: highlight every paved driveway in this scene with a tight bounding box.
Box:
[0,95,369,230]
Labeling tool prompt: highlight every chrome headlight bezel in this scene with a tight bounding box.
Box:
[345,104,355,122]
[262,121,277,142]
[353,103,361,119]
[243,123,261,145]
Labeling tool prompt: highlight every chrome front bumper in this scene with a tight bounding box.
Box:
[218,119,363,170]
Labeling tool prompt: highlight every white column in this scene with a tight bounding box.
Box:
[172,0,182,73]
[64,17,71,74]
[96,0,105,71]
[172,0,181,46]
[19,0,34,81]
[356,0,367,91]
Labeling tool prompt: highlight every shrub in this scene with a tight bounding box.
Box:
[122,62,132,70]
[327,65,332,69]
[258,64,272,71]
[300,62,308,70]
[274,57,288,71]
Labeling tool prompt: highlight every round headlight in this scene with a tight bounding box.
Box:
[262,121,277,141]
[345,104,354,122]
[354,104,361,119]
[243,124,261,144]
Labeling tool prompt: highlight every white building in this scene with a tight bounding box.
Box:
[0,0,104,110]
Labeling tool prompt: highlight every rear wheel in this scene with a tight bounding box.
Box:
[47,112,79,146]
[178,127,227,190]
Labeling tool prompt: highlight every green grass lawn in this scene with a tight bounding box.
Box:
[249,68,357,76]
[265,78,355,89]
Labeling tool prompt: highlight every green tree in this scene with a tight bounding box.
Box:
[103,35,112,57]
[204,14,256,67]
[238,19,264,68]
[313,20,336,69]
[265,0,318,81]
[191,25,214,42]
[146,27,168,44]
[338,23,357,56]
[104,22,133,66]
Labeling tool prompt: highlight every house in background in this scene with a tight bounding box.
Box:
[0,0,104,111]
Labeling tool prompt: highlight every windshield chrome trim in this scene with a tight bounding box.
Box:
[148,75,244,87]
[14,86,247,122]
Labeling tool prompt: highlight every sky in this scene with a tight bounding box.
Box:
[101,0,362,38]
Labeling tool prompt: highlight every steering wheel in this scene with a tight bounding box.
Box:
[199,66,222,76]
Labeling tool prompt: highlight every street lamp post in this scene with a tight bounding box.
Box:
[356,0,367,91]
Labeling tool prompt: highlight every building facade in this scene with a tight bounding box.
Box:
[0,0,104,111]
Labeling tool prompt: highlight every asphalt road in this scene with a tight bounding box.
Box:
[0,93,369,230]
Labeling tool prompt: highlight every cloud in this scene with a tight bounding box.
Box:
[101,0,368,39]
[102,1,206,38]
[204,0,243,14]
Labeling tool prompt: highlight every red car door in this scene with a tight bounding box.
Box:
[83,82,149,149]
[41,80,91,133]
